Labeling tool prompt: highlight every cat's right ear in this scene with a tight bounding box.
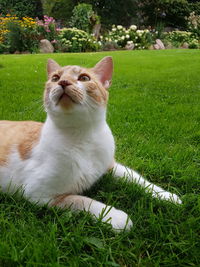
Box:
[47,59,60,78]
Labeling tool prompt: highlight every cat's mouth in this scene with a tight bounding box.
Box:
[53,85,84,107]
[59,92,75,102]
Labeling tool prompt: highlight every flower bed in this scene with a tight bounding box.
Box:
[0,14,199,54]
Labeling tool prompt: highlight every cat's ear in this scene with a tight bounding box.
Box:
[47,59,60,78]
[92,56,113,89]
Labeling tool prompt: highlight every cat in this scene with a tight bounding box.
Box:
[0,57,181,231]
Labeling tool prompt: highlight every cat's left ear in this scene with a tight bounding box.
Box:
[47,59,61,78]
[92,56,113,89]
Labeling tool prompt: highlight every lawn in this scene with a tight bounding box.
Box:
[0,50,200,266]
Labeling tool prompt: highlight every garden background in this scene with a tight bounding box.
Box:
[0,0,200,53]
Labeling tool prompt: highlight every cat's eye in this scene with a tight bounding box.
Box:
[78,74,90,82]
[51,74,60,82]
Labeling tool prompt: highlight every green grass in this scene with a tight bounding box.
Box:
[0,50,200,266]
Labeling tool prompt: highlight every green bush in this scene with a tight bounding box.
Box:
[1,16,39,53]
[187,12,200,38]
[58,27,101,52]
[70,3,100,33]
[102,25,153,50]
[188,39,199,49]
[5,21,24,53]
[0,0,43,19]
[163,31,193,48]
[36,16,59,42]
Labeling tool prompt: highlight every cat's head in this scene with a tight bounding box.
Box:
[44,57,113,124]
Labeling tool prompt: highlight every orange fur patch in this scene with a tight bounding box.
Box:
[0,121,43,165]
[50,192,71,207]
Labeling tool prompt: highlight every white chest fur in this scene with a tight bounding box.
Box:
[1,115,115,204]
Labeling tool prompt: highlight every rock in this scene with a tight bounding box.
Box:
[153,44,160,50]
[125,43,135,50]
[14,51,20,54]
[181,42,189,49]
[39,39,54,53]
[156,39,165,49]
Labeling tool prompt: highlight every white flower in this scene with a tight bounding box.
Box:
[127,41,133,45]
[112,28,116,32]
[144,29,149,33]
[136,30,144,36]
[126,34,130,39]
[117,25,123,30]
[98,41,102,45]
[121,36,125,40]
[130,25,137,30]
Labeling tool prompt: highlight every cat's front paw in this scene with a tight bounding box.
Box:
[101,207,133,232]
[153,190,182,204]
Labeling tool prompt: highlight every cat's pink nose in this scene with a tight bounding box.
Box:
[58,80,72,88]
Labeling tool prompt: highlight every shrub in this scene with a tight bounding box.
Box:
[102,25,153,50]
[0,0,43,19]
[36,15,60,42]
[188,39,199,49]
[58,27,101,52]
[163,31,193,48]
[187,12,200,38]
[0,15,38,53]
[70,3,100,33]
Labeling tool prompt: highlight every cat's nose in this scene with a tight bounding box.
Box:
[58,80,72,88]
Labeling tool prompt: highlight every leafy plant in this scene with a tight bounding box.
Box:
[103,25,153,50]
[70,3,100,33]
[187,11,200,38]
[0,0,43,18]
[36,15,60,41]
[58,27,101,52]
[163,30,193,48]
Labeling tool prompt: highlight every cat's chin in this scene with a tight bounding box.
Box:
[57,93,75,109]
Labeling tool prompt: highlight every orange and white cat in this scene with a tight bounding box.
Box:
[0,57,181,231]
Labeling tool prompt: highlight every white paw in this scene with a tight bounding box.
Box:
[153,190,182,204]
[100,206,133,232]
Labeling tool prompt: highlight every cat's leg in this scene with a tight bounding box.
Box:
[111,162,182,204]
[50,194,133,232]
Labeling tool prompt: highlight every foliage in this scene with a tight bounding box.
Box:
[58,27,101,52]
[163,30,193,47]
[43,0,74,25]
[0,0,43,19]
[188,38,199,48]
[187,11,200,37]
[163,30,199,48]
[36,15,60,42]
[138,0,200,29]
[70,3,100,33]
[102,25,153,50]
[76,0,138,28]
[0,15,38,53]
